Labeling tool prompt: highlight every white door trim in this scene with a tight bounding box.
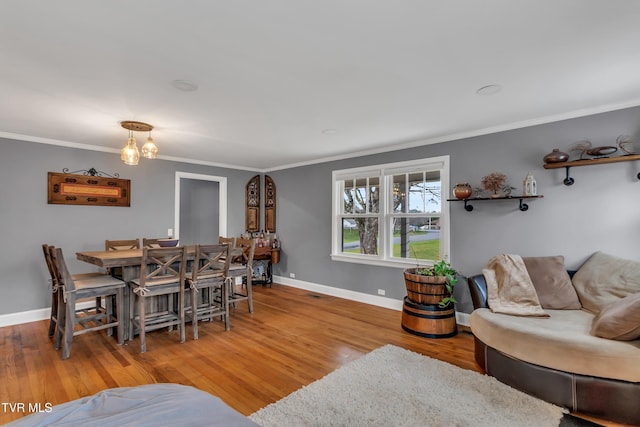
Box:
[174,172,227,240]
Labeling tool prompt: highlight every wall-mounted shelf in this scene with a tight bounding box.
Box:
[543,154,640,185]
[447,195,543,212]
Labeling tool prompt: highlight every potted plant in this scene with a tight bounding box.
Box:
[480,172,514,198]
[403,259,458,308]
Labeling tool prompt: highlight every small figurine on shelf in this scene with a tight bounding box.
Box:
[523,172,537,196]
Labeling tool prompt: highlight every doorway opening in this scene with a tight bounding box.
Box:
[174,172,227,245]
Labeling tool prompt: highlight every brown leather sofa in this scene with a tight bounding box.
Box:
[468,273,640,426]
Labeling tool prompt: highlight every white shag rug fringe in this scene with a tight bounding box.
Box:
[249,344,564,427]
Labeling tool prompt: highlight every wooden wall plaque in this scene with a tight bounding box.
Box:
[48,172,131,207]
[264,175,276,233]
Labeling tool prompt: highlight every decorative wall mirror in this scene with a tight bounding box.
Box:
[245,175,260,232]
[264,175,276,233]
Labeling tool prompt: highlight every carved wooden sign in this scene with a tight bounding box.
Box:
[47,172,131,207]
[264,175,276,233]
[245,175,260,232]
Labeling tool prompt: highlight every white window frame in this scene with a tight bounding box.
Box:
[330,155,450,269]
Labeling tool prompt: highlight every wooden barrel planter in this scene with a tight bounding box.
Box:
[401,297,457,339]
[403,268,450,305]
[402,268,457,338]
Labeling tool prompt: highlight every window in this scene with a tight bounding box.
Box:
[331,156,450,268]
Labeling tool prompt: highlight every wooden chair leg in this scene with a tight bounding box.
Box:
[192,288,199,340]
[106,295,113,337]
[95,296,102,316]
[179,291,185,344]
[129,288,136,342]
[61,296,74,360]
[229,278,238,309]
[116,289,124,345]
[139,293,146,353]
[223,282,230,331]
[54,291,65,350]
[168,294,174,332]
[246,275,254,313]
[48,289,58,338]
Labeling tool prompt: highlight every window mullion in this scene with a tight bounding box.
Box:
[379,175,389,259]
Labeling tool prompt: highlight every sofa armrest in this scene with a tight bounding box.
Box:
[468,274,489,309]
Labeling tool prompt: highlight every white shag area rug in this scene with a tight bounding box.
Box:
[249,344,565,427]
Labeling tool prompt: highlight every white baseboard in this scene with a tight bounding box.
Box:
[274,275,404,311]
[0,307,51,328]
[456,311,470,327]
[0,301,97,328]
[273,275,471,328]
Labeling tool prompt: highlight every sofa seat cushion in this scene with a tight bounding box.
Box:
[470,308,640,382]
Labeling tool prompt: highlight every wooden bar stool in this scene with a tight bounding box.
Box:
[50,247,126,359]
[187,244,231,339]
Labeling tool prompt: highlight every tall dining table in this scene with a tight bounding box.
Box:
[76,247,196,341]
[76,245,242,340]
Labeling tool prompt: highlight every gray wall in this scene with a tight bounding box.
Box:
[270,106,640,313]
[0,138,254,315]
[2,105,639,317]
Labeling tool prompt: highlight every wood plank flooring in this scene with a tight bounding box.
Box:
[0,284,623,426]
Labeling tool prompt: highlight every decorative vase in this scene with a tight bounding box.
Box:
[543,148,569,163]
[452,183,473,200]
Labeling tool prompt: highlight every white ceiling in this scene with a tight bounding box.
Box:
[2,1,640,171]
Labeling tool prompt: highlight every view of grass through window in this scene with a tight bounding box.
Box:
[342,229,440,260]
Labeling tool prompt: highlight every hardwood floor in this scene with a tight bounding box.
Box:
[0,284,623,425]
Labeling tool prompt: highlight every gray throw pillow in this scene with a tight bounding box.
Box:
[522,256,581,309]
[591,293,640,341]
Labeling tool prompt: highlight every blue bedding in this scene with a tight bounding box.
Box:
[5,383,259,427]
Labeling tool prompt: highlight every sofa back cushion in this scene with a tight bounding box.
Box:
[572,251,640,314]
[522,256,581,309]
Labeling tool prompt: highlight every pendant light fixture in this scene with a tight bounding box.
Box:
[120,121,158,165]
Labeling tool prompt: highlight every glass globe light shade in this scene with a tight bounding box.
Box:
[141,135,158,159]
[121,136,139,165]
